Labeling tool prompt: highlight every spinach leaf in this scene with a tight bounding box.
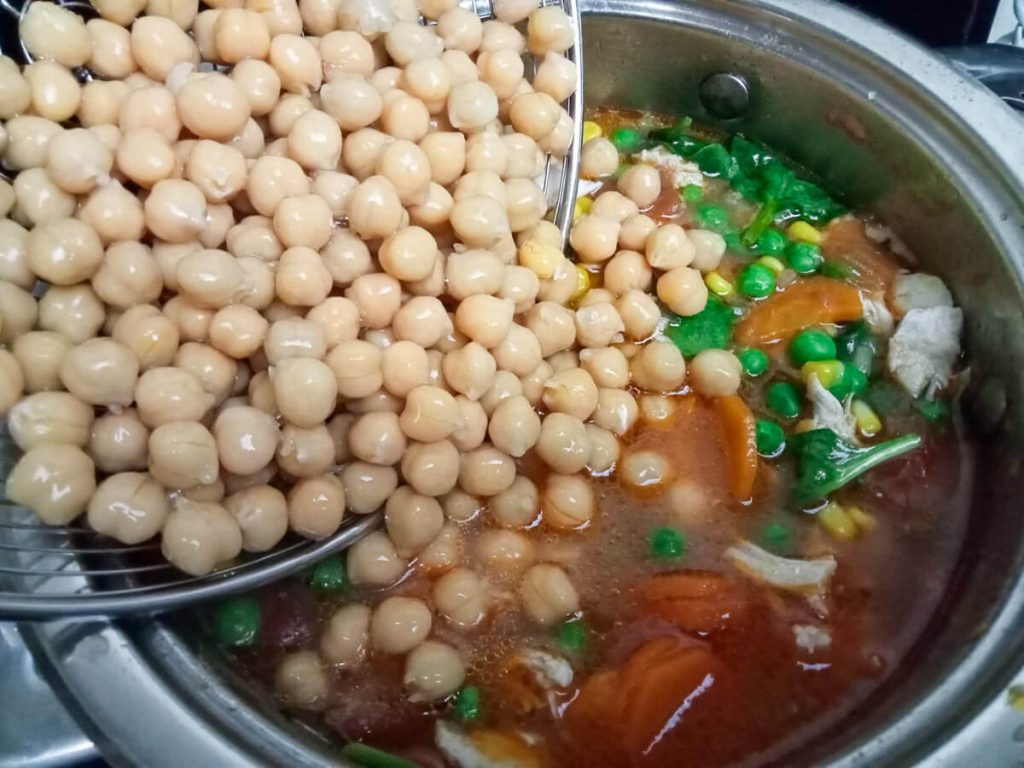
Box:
[664,296,736,357]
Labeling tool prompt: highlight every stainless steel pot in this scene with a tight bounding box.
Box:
[19,0,1024,765]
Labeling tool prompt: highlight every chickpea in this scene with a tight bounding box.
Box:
[494,267,536,317]
[272,357,337,428]
[503,132,544,180]
[261,318,324,364]
[657,267,709,317]
[273,195,334,251]
[327,340,383,398]
[88,243,160,311]
[273,246,333,308]
[276,423,335,477]
[118,86,181,143]
[130,16,199,81]
[303,299,357,352]
[483,474,537,529]
[370,595,433,655]
[379,340,428,397]
[0,56,30,120]
[402,57,452,112]
[688,349,742,397]
[438,343,494,402]
[176,73,251,144]
[320,77,383,131]
[578,288,615,309]
[0,280,38,344]
[346,532,405,585]
[77,80,129,128]
[630,341,686,393]
[384,20,443,65]
[317,232,368,289]
[404,641,465,703]
[0,220,29,288]
[321,603,371,668]
[464,132,507,177]
[642,225,692,272]
[340,461,398,515]
[11,331,70,394]
[87,411,149,476]
[342,274,400,332]
[579,347,629,389]
[582,423,618,474]
[407,182,454,233]
[145,179,207,243]
[274,651,327,711]
[574,302,625,348]
[398,384,459,442]
[541,367,599,421]
[447,395,485,452]
[147,0,200,28]
[459,444,515,496]
[447,81,498,133]
[134,367,212,428]
[531,51,576,103]
[615,289,660,341]
[520,563,578,625]
[441,489,482,523]
[20,2,91,68]
[6,444,96,525]
[686,228,727,272]
[536,412,589,474]
[433,6,480,53]
[116,128,175,188]
[214,8,270,63]
[26,218,103,286]
[43,128,110,196]
[401,439,460,497]
[86,472,168,545]
[5,393,91,454]
[148,421,219,489]
[246,155,310,216]
[347,175,404,240]
[252,0,304,37]
[184,141,247,204]
[453,294,514,350]
[312,171,358,219]
[481,20,525,53]
[207,305,267,360]
[603,249,651,296]
[492,0,535,23]
[110,306,178,371]
[380,485,444,557]
[283,110,342,173]
[543,473,596,531]
[592,388,639,436]
[287,474,345,538]
[78,181,145,246]
[476,529,533,576]
[522,302,573,358]
[269,34,323,95]
[619,450,672,493]
[569,215,619,264]
[320,30,374,80]
[162,295,214,343]
[57,337,138,408]
[443,250,502,300]
[22,61,79,123]
[378,226,437,282]
[433,568,487,630]
[520,361,552,408]
[527,5,573,55]
[5,116,62,171]
[232,60,281,117]
[211,406,279,477]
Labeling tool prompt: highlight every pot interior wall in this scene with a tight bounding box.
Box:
[582,3,1024,765]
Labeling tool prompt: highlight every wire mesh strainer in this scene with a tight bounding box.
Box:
[0,0,582,620]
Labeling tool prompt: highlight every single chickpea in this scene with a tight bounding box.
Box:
[630,341,687,393]
[448,395,486,452]
[616,289,661,341]
[148,421,219,489]
[380,340,428,400]
[79,181,146,245]
[543,473,596,531]
[493,0,535,23]
[246,155,310,217]
[162,295,214,343]
[6,390,93,451]
[688,229,727,272]
[527,5,573,55]
[276,423,335,477]
[134,367,213,428]
[213,406,280,476]
[575,302,626,348]
[395,386,456,443]
[118,86,181,143]
[269,34,323,95]
[320,603,371,669]
[645,224,695,270]
[326,339,383,399]
[274,651,327,711]
[520,563,578,625]
[402,57,452,112]
[480,20,525,53]
[344,273,402,331]
[145,179,207,243]
[263,318,326,364]
[436,7,482,53]
[383,485,445,557]
[488,474,540,528]
[504,178,547,233]
[45,128,111,195]
[407,183,454,233]
[92,409,148,474]
[214,8,270,63]
[536,412,589,474]
[433,568,487,630]
[593,388,639,436]
[370,595,433,654]
[26,218,103,286]
[4,116,62,172]
[476,528,533,574]
[185,141,247,204]
[619,450,672,494]
[90,242,162,310]
[320,77,383,131]
[465,132,508,177]
[447,80,498,133]
[542,367,599,421]
[78,80,130,128]
[116,128,175,189]
[59,337,139,408]
[0,56,30,121]
[340,462,399,516]
[688,349,742,397]
[584,423,619,474]
[346,532,405,585]
[287,474,345,539]
[272,357,337,428]
[130,16,199,81]
[533,51,577,103]
[273,195,334,251]
[570,215,620,264]
[579,347,629,389]
[6,444,96,525]
[658,267,709,318]
[320,30,375,81]
[232,60,281,118]
[20,2,91,68]
[1,280,39,343]
[401,439,460,497]
[109,307,178,372]
[604,249,653,295]
[11,332,69,394]
[23,61,80,123]
[502,132,543,179]
[459,444,516,497]
[274,245,333,306]
[378,226,437,282]
[286,109,343,173]
[522,302,573,358]
[207,306,267,360]
[617,164,662,210]
[311,171,358,219]
[87,473,168,545]
[347,175,404,240]
[404,641,465,703]
[484,395,538,457]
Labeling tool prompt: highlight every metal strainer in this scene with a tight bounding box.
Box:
[0,0,582,620]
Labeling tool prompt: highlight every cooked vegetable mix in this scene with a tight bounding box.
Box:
[0,4,971,764]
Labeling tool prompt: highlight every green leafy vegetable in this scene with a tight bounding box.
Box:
[835,322,879,375]
[692,143,738,180]
[453,686,481,722]
[790,428,922,506]
[648,117,693,143]
[664,296,735,357]
[341,743,419,768]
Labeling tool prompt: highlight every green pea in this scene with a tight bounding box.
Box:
[681,184,704,203]
[696,203,731,233]
[766,381,802,419]
[737,263,776,299]
[453,686,481,722]
[610,127,642,153]
[789,329,837,366]
[309,555,346,591]
[760,521,791,553]
[737,347,769,377]
[828,365,868,400]
[650,527,687,560]
[755,229,787,256]
[212,596,261,647]
[784,242,823,275]
[755,419,786,457]
[556,618,590,654]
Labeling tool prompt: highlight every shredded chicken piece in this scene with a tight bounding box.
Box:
[635,146,704,189]
[887,306,963,398]
[892,272,954,314]
[863,222,914,262]
[806,374,856,442]
[518,649,573,689]
[793,624,832,653]
[725,541,837,596]
[861,295,894,336]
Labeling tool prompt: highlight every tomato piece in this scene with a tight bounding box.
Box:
[640,571,749,633]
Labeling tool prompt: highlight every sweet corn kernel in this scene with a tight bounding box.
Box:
[818,501,858,540]
[518,240,563,279]
[573,196,593,222]
[801,360,844,389]
[851,399,882,437]
[704,271,734,297]
[846,505,876,533]
[787,221,824,245]
[754,256,786,275]
[794,418,816,434]
[570,264,591,302]
[582,121,603,144]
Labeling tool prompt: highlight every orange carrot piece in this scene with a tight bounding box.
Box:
[714,395,758,502]
[822,217,899,295]
[734,276,864,346]
[640,571,749,633]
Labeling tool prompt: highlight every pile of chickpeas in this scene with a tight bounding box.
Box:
[0,0,743,708]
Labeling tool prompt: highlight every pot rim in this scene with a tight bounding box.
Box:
[21,2,1024,766]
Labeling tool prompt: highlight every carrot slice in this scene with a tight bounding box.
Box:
[822,217,899,295]
[714,395,758,502]
[640,571,749,633]
[734,277,864,346]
